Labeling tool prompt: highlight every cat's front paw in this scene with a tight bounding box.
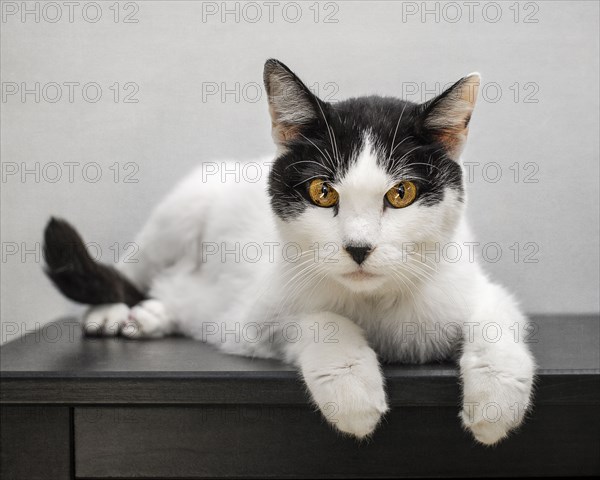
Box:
[460,352,535,445]
[305,348,388,439]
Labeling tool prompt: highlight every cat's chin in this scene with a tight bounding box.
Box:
[334,270,387,293]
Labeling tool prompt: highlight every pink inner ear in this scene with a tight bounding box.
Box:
[423,75,480,159]
[272,121,303,143]
[434,128,469,159]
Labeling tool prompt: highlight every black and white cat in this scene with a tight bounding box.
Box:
[44,59,535,445]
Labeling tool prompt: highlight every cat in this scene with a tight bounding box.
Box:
[43,59,535,445]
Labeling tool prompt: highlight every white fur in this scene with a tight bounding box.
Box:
[122,299,173,339]
[84,303,129,336]
[86,137,535,444]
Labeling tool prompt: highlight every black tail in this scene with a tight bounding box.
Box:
[43,217,145,307]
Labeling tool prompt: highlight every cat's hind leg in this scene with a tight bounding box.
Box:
[83,303,130,336]
[122,299,174,338]
[84,299,174,339]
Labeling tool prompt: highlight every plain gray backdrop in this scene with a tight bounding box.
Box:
[1,0,599,343]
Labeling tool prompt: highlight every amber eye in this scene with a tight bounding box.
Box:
[308,178,339,208]
[385,181,418,208]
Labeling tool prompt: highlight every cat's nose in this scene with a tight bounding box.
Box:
[344,245,373,265]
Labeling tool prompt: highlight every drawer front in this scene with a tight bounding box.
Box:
[1,406,71,480]
[75,405,599,478]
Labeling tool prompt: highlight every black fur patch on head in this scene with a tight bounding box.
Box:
[265,61,466,221]
[268,100,365,219]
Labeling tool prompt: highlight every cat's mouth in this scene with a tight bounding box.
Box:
[342,270,379,281]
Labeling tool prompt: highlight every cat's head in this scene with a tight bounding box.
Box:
[264,59,479,294]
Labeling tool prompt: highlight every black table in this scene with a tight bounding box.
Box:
[1,315,599,479]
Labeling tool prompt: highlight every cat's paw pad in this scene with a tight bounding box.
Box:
[122,299,171,339]
[461,363,534,445]
[84,303,130,336]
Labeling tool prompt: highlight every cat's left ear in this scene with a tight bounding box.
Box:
[264,59,321,145]
[417,73,480,160]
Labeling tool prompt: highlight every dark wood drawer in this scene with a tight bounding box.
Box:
[74,405,600,478]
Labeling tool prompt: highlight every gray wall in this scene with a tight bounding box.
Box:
[1,0,599,343]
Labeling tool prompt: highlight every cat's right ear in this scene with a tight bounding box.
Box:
[264,59,320,145]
